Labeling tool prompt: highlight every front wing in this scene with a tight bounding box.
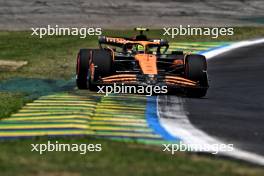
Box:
[92,74,208,94]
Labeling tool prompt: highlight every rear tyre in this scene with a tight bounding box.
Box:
[185,54,208,98]
[90,49,113,89]
[76,49,91,89]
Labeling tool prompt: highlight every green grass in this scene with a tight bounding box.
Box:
[0,32,97,80]
[0,92,26,119]
[0,28,264,175]
[0,137,263,176]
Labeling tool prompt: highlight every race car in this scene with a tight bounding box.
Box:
[76,28,209,97]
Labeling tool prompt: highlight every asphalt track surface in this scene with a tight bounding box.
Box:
[1,0,264,30]
[182,43,264,156]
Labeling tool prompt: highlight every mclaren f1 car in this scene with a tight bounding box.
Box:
[76,28,209,97]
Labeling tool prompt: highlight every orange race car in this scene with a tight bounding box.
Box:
[76,28,209,97]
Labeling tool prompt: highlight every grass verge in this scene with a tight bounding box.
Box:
[0,137,263,176]
[0,92,26,119]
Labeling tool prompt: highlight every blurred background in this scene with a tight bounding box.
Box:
[0,0,264,30]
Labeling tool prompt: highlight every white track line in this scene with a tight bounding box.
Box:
[202,38,264,59]
[158,38,264,166]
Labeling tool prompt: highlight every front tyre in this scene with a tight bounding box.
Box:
[185,54,209,98]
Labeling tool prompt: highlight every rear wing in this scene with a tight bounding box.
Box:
[98,36,169,48]
[98,36,128,48]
